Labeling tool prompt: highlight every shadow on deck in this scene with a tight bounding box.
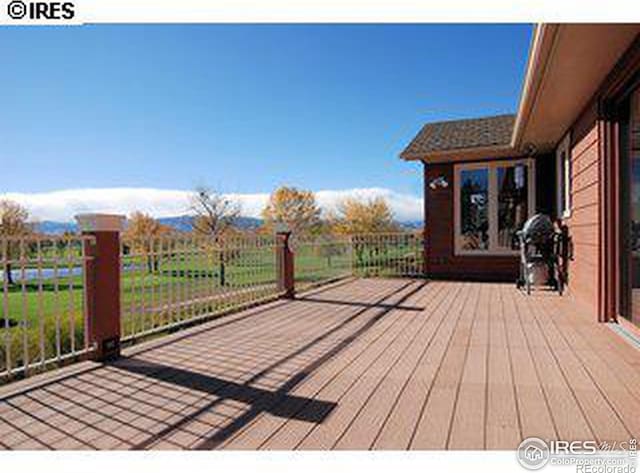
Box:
[0,278,638,450]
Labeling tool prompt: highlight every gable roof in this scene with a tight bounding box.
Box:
[400,114,516,161]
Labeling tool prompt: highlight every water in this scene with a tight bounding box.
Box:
[0,264,141,283]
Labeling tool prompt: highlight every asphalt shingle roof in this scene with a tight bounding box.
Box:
[400,114,515,160]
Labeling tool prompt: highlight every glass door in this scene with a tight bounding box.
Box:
[625,87,640,324]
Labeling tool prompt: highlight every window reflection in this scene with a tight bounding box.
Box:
[632,92,640,254]
[460,168,489,250]
[498,164,528,249]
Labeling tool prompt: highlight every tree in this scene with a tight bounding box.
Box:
[190,187,240,239]
[330,197,398,269]
[189,187,240,287]
[261,186,321,236]
[0,200,33,285]
[123,211,171,272]
[331,196,397,235]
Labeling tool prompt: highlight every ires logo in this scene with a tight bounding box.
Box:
[7,1,74,20]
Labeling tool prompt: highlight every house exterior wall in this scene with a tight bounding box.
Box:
[419,32,640,324]
[557,34,640,323]
[423,158,546,281]
[563,101,602,320]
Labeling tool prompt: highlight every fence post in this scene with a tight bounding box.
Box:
[276,231,295,299]
[348,235,354,276]
[76,213,126,361]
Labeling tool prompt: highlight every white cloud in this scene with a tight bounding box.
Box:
[0,187,423,222]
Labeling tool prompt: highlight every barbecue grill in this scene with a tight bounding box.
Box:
[515,213,565,295]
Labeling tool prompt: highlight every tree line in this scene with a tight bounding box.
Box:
[0,185,401,284]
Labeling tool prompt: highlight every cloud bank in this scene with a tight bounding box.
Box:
[1,187,423,223]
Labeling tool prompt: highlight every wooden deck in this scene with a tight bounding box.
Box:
[0,278,638,450]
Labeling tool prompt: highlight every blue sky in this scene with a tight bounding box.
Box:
[0,24,532,220]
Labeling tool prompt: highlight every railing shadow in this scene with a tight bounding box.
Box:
[295,296,424,312]
[111,279,427,449]
[0,279,427,450]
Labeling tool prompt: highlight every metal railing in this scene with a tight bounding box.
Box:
[1,235,95,382]
[293,236,353,290]
[120,235,279,340]
[120,232,422,340]
[351,232,423,277]
[0,229,424,383]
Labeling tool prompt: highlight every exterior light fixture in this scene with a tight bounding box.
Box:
[429,176,449,190]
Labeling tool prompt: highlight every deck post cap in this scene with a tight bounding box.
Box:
[75,213,126,232]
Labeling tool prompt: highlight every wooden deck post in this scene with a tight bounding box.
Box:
[76,213,126,361]
[276,230,295,299]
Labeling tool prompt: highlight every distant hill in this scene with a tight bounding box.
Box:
[37,221,79,235]
[157,215,263,232]
[398,220,424,230]
[36,215,263,235]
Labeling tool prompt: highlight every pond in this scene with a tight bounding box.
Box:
[0,264,142,283]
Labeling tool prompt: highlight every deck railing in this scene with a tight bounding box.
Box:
[0,235,95,382]
[293,236,353,290]
[352,232,423,277]
[120,235,279,340]
[0,224,423,383]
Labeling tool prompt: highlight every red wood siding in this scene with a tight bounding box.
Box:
[423,162,519,281]
[563,102,601,320]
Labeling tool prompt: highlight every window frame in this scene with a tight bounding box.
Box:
[556,132,572,219]
[454,158,536,256]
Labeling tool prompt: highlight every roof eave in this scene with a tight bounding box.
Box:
[510,24,558,151]
[511,24,640,150]
[400,144,517,163]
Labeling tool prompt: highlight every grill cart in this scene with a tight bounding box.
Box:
[515,214,566,295]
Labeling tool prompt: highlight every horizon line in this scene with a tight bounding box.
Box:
[1,186,424,223]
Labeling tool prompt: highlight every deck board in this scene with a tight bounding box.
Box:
[511,287,595,442]
[409,283,481,449]
[226,280,444,449]
[332,281,460,449]
[0,278,639,450]
[496,284,557,441]
[485,284,520,449]
[372,283,466,449]
[447,283,490,449]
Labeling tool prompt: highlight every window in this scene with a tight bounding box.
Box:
[497,163,529,249]
[454,159,535,255]
[629,88,640,255]
[556,133,572,218]
[458,167,489,251]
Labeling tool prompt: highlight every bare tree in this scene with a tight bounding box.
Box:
[189,187,240,287]
[189,187,240,240]
[0,200,33,286]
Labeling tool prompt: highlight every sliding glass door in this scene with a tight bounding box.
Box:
[624,87,640,324]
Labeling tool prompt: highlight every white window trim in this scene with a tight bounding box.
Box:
[454,158,536,256]
[556,132,572,219]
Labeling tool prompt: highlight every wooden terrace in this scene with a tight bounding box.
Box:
[0,278,638,450]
